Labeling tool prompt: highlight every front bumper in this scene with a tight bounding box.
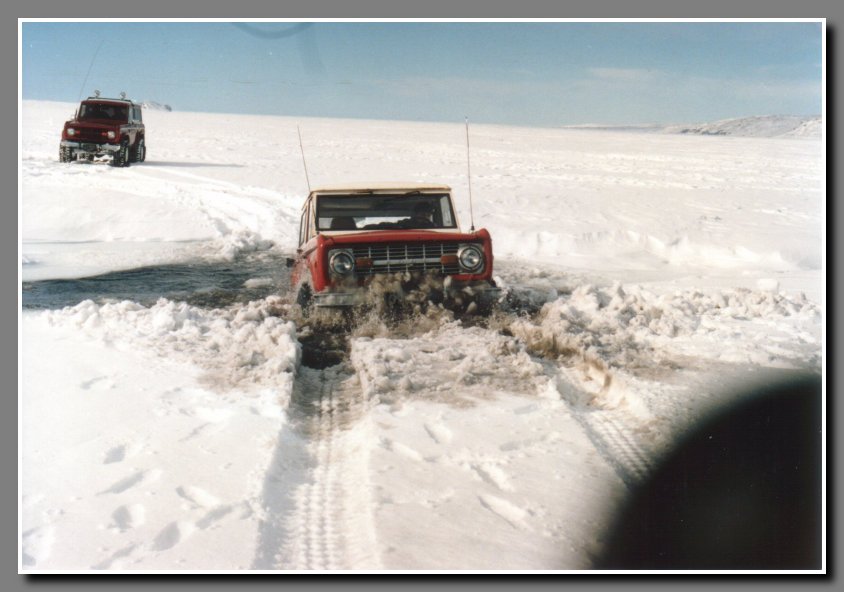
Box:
[60,140,121,155]
[313,291,366,307]
[313,282,503,309]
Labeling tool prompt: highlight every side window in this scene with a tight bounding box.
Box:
[299,206,308,246]
[308,201,317,240]
[440,195,454,227]
[299,199,315,246]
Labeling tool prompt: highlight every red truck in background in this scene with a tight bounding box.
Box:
[59,92,146,167]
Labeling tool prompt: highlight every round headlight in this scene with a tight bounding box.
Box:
[66,128,75,136]
[106,130,116,139]
[329,250,355,275]
[458,245,484,272]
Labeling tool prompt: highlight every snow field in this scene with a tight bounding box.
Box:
[20,100,823,571]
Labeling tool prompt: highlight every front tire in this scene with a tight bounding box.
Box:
[296,284,313,317]
[131,138,146,163]
[59,146,75,163]
[111,140,130,167]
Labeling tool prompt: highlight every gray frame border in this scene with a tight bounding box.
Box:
[9,0,838,589]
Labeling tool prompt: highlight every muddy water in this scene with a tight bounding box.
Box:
[298,330,350,370]
[21,252,548,376]
[21,251,292,310]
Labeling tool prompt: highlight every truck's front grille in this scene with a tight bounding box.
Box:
[350,242,461,276]
[74,129,109,142]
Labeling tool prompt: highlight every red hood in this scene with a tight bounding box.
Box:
[321,228,492,247]
[66,119,122,129]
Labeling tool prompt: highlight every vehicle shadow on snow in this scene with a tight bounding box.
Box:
[144,161,246,168]
[57,160,241,169]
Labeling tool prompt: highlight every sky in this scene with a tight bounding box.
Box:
[20,20,823,127]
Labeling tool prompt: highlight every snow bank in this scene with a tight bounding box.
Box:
[511,283,820,370]
[38,296,300,397]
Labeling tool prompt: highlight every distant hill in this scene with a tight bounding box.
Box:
[141,101,173,112]
[562,115,821,139]
[663,115,821,138]
[782,117,823,138]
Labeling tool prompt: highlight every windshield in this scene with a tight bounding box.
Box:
[316,193,457,231]
[78,102,129,122]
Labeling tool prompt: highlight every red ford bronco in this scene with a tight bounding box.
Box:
[59,92,146,167]
[288,184,501,315]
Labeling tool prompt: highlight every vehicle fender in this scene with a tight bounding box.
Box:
[291,235,329,293]
[309,234,332,292]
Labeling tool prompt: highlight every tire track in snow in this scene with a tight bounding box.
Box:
[578,410,653,487]
[129,166,299,254]
[547,364,655,489]
[506,308,660,488]
[253,364,382,571]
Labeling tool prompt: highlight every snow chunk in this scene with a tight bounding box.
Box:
[217,230,274,261]
[350,323,545,406]
[509,281,821,386]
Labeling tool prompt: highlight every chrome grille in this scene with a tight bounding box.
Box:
[75,128,107,142]
[351,242,460,276]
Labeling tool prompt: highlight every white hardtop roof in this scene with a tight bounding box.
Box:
[84,97,134,104]
[308,183,451,197]
[304,183,462,229]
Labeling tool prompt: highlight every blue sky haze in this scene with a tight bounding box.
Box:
[21,20,823,127]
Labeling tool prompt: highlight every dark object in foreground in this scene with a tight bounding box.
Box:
[598,375,822,570]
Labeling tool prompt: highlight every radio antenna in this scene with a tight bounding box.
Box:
[297,125,312,192]
[77,39,104,102]
[464,116,476,231]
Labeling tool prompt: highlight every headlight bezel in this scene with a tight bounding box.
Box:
[457,243,485,273]
[328,249,355,276]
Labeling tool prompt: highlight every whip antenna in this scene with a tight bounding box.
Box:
[297,125,312,192]
[464,116,475,232]
[77,39,104,102]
